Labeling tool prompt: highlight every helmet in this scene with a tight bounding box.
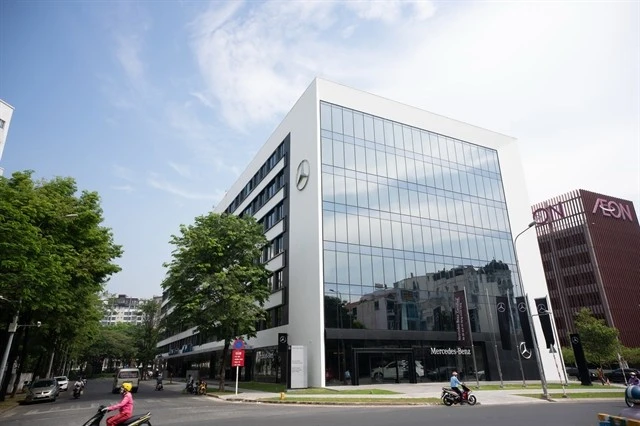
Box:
[452,371,458,376]
[630,372,637,376]
[121,383,132,392]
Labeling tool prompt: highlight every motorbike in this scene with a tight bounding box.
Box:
[82,406,152,426]
[196,381,207,395]
[625,384,640,407]
[441,384,477,406]
[73,383,83,399]
[155,379,163,391]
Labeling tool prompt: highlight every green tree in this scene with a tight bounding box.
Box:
[0,171,122,398]
[574,308,620,366]
[620,346,640,367]
[162,213,271,391]
[134,299,161,376]
[561,346,576,366]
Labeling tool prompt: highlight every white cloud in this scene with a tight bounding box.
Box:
[147,174,225,201]
[168,161,193,179]
[189,0,639,207]
[113,165,136,182]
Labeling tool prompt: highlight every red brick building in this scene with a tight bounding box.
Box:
[532,190,640,347]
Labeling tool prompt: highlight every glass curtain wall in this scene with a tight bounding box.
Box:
[320,101,522,335]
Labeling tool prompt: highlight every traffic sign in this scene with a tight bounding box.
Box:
[231,349,245,367]
[233,339,245,350]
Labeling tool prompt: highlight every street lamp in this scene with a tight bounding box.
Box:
[513,221,549,399]
[0,297,42,386]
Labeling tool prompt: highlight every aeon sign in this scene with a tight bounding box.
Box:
[592,198,634,221]
[533,202,565,225]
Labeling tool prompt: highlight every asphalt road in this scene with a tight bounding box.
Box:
[0,378,626,426]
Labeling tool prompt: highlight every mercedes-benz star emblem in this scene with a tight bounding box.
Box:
[279,336,287,343]
[497,302,506,313]
[537,304,547,314]
[296,160,310,191]
[519,342,532,359]
[517,302,527,313]
[571,336,580,345]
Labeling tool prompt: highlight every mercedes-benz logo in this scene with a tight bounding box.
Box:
[571,336,580,345]
[519,342,532,359]
[537,304,547,314]
[296,160,310,191]
[517,302,527,313]
[279,336,287,343]
[497,302,506,313]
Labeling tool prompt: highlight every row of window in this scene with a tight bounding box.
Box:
[322,179,511,234]
[322,132,502,187]
[269,270,284,292]
[559,252,591,268]
[256,306,285,331]
[322,139,505,203]
[538,232,587,254]
[225,141,287,214]
[261,235,284,263]
[240,171,286,217]
[320,102,501,176]
[260,202,285,232]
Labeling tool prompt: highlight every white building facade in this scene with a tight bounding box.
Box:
[157,79,562,387]
[0,99,15,176]
[102,294,162,326]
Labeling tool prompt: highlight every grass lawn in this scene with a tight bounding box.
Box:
[517,392,623,399]
[232,382,287,393]
[288,388,399,395]
[0,394,26,413]
[474,383,587,391]
[261,397,441,405]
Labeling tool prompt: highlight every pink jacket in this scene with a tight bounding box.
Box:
[108,392,133,416]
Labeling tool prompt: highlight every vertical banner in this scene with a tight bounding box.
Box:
[496,296,512,350]
[534,297,555,348]
[433,307,442,331]
[515,296,534,349]
[570,334,592,386]
[454,290,471,346]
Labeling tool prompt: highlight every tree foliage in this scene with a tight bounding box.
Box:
[162,213,271,390]
[574,308,620,366]
[561,346,576,365]
[133,299,161,374]
[0,171,122,396]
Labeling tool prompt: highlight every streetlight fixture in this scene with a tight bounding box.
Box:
[513,220,549,399]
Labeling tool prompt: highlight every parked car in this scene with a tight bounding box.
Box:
[54,376,69,391]
[565,367,598,381]
[371,360,424,382]
[606,368,640,384]
[24,379,59,403]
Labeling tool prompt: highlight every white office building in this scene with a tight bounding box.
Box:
[0,99,15,176]
[157,79,562,387]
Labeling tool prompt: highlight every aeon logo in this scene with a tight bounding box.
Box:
[592,198,634,221]
[533,203,565,225]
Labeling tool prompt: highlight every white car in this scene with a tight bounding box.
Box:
[54,376,69,391]
[371,360,424,382]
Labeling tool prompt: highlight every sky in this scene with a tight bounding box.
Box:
[1,1,638,299]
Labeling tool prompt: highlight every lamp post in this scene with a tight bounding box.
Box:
[513,221,549,399]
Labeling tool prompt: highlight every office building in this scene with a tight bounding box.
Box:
[101,294,162,326]
[157,79,560,386]
[532,190,640,347]
[0,99,15,176]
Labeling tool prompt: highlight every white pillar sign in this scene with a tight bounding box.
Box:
[290,345,307,389]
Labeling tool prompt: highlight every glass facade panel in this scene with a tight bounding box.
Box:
[320,102,521,337]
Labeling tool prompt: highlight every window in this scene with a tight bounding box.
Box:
[0,119,5,129]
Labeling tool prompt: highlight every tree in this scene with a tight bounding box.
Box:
[561,346,576,365]
[134,299,161,376]
[162,213,271,391]
[574,308,620,366]
[620,346,640,367]
[0,171,122,398]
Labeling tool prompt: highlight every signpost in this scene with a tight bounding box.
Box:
[232,338,245,394]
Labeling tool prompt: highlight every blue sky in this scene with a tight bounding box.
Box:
[1,1,638,298]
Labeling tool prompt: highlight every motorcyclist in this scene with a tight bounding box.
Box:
[450,371,463,400]
[629,372,640,386]
[102,382,134,426]
[156,372,163,391]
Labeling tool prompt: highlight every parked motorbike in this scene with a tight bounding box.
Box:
[441,384,477,406]
[82,405,152,426]
[196,381,207,395]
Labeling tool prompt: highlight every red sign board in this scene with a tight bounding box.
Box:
[231,349,245,367]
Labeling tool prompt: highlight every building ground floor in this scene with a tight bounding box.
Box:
[158,330,543,387]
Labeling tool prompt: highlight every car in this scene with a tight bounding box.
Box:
[605,368,640,384]
[24,379,60,403]
[371,360,424,382]
[112,368,140,393]
[565,367,598,381]
[54,376,69,391]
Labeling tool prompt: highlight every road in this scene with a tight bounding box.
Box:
[0,378,626,426]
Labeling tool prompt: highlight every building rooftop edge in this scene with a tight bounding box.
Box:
[0,99,15,109]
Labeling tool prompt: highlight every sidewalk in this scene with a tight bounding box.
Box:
[213,381,627,406]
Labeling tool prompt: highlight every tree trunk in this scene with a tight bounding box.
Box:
[10,325,31,397]
[217,341,229,391]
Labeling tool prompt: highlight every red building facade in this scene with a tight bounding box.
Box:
[532,189,640,347]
